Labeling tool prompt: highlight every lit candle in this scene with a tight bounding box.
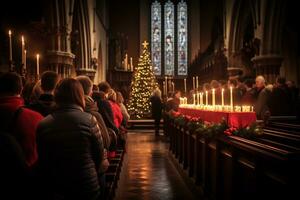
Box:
[221,88,224,107]
[212,89,215,107]
[36,54,40,76]
[184,78,187,93]
[197,92,200,105]
[193,77,195,90]
[8,30,12,61]
[200,92,203,106]
[24,50,27,70]
[172,82,175,92]
[205,91,208,106]
[125,53,128,69]
[165,76,168,94]
[196,76,199,90]
[230,86,233,111]
[130,57,133,71]
[21,36,25,67]
[251,106,254,112]
[193,94,196,105]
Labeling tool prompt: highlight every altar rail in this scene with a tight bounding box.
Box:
[164,115,300,200]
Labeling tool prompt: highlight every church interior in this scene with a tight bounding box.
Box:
[0,0,299,199]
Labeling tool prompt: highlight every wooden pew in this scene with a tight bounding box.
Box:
[165,117,300,200]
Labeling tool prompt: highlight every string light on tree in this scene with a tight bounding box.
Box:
[127,40,159,119]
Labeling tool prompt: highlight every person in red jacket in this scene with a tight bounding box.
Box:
[107,89,123,129]
[0,72,43,167]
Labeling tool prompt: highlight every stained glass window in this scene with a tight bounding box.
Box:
[177,1,188,75]
[151,1,161,76]
[151,0,188,77]
[164,0,174,76]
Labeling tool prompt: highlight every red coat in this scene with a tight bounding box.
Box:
[0,96,43,167]
[109,101,123,128]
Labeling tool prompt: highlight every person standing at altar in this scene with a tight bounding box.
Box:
[165,90,181,112]
[150,88,163,136]
[254,75,271,120]
[241,79,256,105]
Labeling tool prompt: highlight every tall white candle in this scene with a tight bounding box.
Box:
[221,88,224,107]
[165,76,168,95]
[8,30,12,61]
[196,76,199,90]
[125,53,128,69]
[21,36,25,66]
[130,57,133,71]
[200,92,203,106]
[193,94,196,105]
[36,54,40,76]
[197,92,200,105]
[230,86,233,111]
[212,89,215,107]
[205,91,208,106]
[193,77,195,90]
[24,50,27,70]
[172,82,175,92]
[184,78,187,93]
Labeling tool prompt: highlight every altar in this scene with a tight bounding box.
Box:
[178,107,257,128]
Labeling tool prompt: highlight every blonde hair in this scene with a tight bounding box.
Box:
[116,92,124,104]
[107,89,117,102]
[153,88,161,98]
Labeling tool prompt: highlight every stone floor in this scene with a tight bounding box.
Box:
[114,130,197,200]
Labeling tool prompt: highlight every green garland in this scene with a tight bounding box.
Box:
[169,112,263,140]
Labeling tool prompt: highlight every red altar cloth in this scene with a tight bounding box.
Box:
[178,107,257,128]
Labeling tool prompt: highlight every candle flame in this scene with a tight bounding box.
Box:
[9,30,12,35]
[37,54,40,59]
[21,36,25,44]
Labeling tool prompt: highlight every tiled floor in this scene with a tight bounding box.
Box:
[114,131,197,200]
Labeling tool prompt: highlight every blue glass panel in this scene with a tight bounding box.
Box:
[151,1,161,75]
[177,1,188,75]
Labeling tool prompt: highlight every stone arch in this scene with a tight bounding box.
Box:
[227,0,258,77]
[46,0,75,78]
[46,0,96,79]
[72,0,92,70]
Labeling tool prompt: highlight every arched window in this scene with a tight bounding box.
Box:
[177,1,188,75]
[151,0,188,77]
[164,0,175,76]
[151,1,162,76]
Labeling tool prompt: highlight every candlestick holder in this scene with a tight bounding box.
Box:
[9,60,15,72]
[35,74,40,82]
[20,64,27,78]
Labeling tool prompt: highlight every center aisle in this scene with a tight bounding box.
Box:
[114,130,197,200]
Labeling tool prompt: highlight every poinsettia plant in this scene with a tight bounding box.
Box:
[194,119,229,139]
[186,117,203,131]
[224,122,263,139]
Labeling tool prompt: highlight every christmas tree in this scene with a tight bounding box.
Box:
[128,41,159,119]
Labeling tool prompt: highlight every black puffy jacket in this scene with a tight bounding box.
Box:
[36,105,104,200]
